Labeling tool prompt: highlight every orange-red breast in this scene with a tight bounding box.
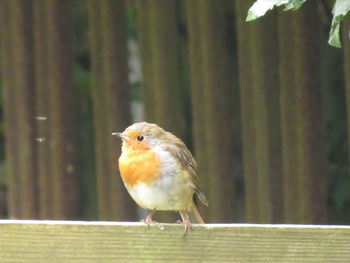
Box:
[113,122,208,233]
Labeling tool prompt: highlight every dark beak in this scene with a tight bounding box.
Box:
[112,132,129,141]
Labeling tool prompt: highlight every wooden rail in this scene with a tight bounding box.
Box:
[0,220,349,262]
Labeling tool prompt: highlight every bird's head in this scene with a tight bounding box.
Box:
[112,122,165,152]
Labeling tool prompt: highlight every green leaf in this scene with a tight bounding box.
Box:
[283,0,306,10]
[328,0,350,48]
[246,0,307,21]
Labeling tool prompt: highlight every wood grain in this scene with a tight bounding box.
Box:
[0,220,349,262]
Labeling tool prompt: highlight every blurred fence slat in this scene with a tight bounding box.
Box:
[88,0,109,219]
[278,11,302,223]
[46,0,81,219]
[100,0,136,220]
[250,11,283,223]
[189,0,242,222]
[11,0,38,219]
[1,0,39,219]
[236,0,283,223]
[343,18,350,171]
[235,0,258,223]
[88,0,136,221]
[0,0,22,218]
[185,0,211,220]
[148,0,187,140]
[135,0,156,122]
[33,0,52,219]
[293,1,326,223]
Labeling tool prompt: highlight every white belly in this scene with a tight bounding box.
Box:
[125,173,194,211]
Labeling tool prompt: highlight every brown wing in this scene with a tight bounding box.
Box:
[163,133,208,206]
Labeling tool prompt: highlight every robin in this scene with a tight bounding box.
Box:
[113,122,208,233]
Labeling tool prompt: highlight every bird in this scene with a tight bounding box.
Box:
[112,122,208,233]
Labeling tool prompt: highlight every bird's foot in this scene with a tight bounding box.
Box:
[141,212,157,225]
[176,219,193,236]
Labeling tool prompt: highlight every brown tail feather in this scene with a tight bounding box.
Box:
[179,202,205,224]
[196,191,209,207]
[191,203,204,223]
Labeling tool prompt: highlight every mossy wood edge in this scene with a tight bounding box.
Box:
[0,220,349,262]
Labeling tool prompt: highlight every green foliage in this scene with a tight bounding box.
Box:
[246,0,306,21]
[247,0,350,48]
[329,0,350,47]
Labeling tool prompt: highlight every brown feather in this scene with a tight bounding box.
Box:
[161,131,209,207]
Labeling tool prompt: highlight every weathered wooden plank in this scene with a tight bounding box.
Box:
[0,220,349,262]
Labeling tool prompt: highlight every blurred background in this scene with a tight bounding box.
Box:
[0,0,349,225]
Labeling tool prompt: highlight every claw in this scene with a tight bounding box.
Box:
[176,219,193,236]
[182,219,193,235]
[178,210,193,236]
[141,211,157,225]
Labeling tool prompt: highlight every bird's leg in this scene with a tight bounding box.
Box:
[141,210,157,225]
[179,210,193,235]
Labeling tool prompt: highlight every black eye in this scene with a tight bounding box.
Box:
[137,135,144,141]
